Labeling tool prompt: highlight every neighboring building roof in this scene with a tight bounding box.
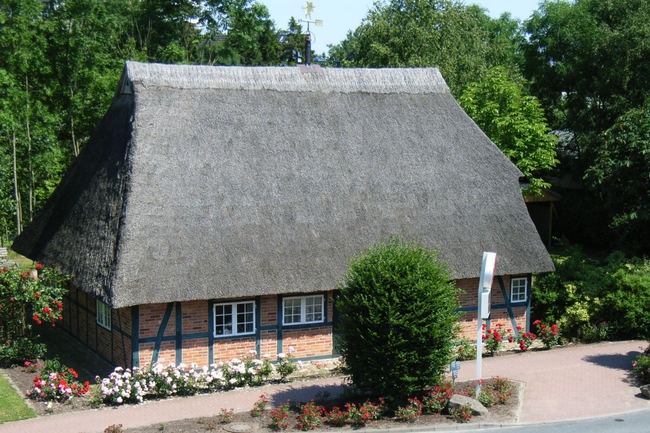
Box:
[13,62,554,308]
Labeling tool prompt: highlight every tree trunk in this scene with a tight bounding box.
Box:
[25,76,35,222]
[12,128,22,235]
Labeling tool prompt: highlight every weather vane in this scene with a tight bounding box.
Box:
[303,2,315,20]
[298,2,323,65]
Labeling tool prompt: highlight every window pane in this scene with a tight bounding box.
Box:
[305,296,323,322]
[284,298,301,324]
[236,302,254,334]
[215,304,233,335]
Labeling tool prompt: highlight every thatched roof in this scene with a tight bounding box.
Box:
[13,62,554,308]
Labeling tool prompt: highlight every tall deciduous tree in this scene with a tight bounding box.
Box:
[523,0,650,250]
[0,0,60,234]
[328,0,524,96]
[202,0,280,65]
[585,101,650,252]
[458,67,558,195]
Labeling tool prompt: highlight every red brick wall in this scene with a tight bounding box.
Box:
[213,337,257,362]
[60,285,133,368]
[63,277,528,368]
[455,276,529,340]
[282,327,332,358]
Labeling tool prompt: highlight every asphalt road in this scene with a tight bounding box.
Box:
[493,410,650,433]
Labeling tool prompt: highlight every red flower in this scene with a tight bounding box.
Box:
[32,314,39,321]
[58,316,63,321]
[43,307,51,313]
[516,325,522,330]
[9,297,14,302]
[508,336,513,343]
[56,301,63,308]
[35,263,42,270]
[37,320,42,325]
[532,319,541,325]
[34,292,41,298]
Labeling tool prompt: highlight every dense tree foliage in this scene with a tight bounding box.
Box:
[328,0,524,96]
[458,67,558,195]
[1,0,649,256]
[335,237,459,401]
[522,0,650,252]
[0,0,311,241]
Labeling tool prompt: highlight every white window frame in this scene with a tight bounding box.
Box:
[510,277,528,303]
[96,300,112,330]
[282,295,324,326]
[213,300,256,338]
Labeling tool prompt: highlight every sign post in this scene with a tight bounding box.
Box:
[476,251,496,398]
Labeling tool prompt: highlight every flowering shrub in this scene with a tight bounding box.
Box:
[296,400,323,431]
[0,265,69,365]
[219,407,234,423]
[251,394,270,417]
[276,346,298,381]
[103,424,123,433]
[394,397,422,422]
[449,403,472,423]
[224,350,273,388]
[515,331,537,352]
[97,349,286,405]
[490,376,513,404]
[26,365,90,402]
[533,320,561,349]
[476,388,496,407]
[323,406,348,426]
[482,323,505,356]
[422,382,454,414]
[269,401,291,431]
[632,344,650,385]
[454,338,476,361]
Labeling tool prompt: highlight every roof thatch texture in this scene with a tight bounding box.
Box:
[13,62,554,308]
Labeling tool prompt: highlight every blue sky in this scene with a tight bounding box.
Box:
[262,0,542,54]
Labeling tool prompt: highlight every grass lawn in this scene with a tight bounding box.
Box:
[0,373,36,423]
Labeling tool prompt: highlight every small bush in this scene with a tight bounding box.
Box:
[335,237,460,401]
[323,406,347,426]
[104,425,123,433]
[454,338,476,361]
[394,397,422,422]
[296,400,323,431]
[251,394,270,417]
[449,403,472,423]
[219,408,234,423]
[269,402,291,431]
[632,345,650,385]
[422,382,454,414]
[533,320,561,349]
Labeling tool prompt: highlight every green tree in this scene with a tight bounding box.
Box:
[458,67,559,195]
[522,0,650,250]
[202,0,280,65]
[585,101,650,251]
[46,0,133,158]
[327,0,524,95]
[278,17,305,65]
[0,0,60,234]
[335,237,459,401]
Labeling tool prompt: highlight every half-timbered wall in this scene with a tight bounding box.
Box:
[59,276,530,369]
[60,285,133,368]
